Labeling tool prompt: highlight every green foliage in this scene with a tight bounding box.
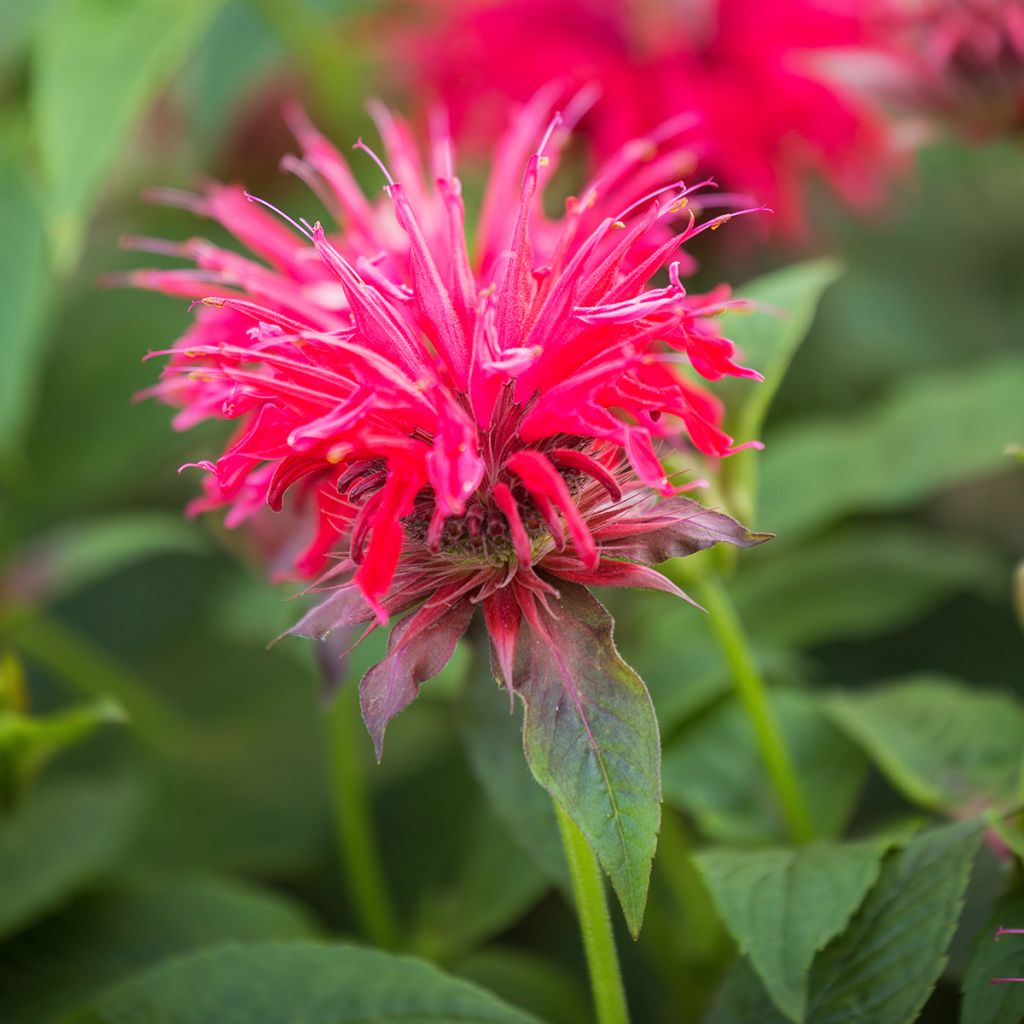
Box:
[31,0,223,267]
[760,356,1024,539]
[516,585,661,937]
[0,873,318,1024]
[66,942,542,1024]
[825,676,1024,815]
[0,774,142,938]
[695,837,891,1021]
[663,689,866,844]
[961,892,1024,1024]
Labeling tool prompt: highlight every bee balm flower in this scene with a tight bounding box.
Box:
[130,95,768,757]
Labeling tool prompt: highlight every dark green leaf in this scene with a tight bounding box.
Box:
[66,941,542,1023]
[825,676,1024,816]
[31,0,222,266]
[760,357,1024,539]
[515,584,660,937]
[0,774,142,938]
[663,689,865,844]
[0,873,317,1024]
[962,891,1024,1024]
[695,838,891,1021]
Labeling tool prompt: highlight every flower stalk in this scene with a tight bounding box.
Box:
[555,800,631,1024]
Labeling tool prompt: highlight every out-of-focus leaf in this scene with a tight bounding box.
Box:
[66,942,542,1024]
[719,259,843,524]
[412,801,549,961]
[825,676,1024,816]
[458,659,567,891]
[516,584,660,937]
[2,514,205,605]
[0,698,124,806]
[708,822,982,1024]
[0,774,142,938]
[31,0,222,267]
[694,837,891,1021]
[962,891,1024,1024]
[733,527,1004,649]
[663,689,866,844]
[0,0,55,63]
[0,873,318,1024]
[455,946,590,1024]
[0,144,50,472]
[760,357,1024,539]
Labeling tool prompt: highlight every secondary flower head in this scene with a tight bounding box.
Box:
[394,0,903,236]
[129,93,768,756]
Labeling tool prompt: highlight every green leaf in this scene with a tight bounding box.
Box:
[663,689,866,844]
[825,676,1024,816]
[760,356,1024,540]
[962,891,1024,1024]
[733,527,1003,649]
[803,820,982,1023]
[0,774,142,938]
[66,941,542,1024]
[515,584,661,937]
[31,0,222,267]
[695,838,891,1021]
[719,259,843,524]
[458,659,568,891]
[0,145,50,471]
[0,698,125,806]
[3,514,205,604]
[0,873,317,1024]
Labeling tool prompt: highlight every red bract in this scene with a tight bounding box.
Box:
[396,0,903,235]
[131,95,768,755]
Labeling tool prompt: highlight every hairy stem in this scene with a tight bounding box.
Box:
[326,685,401,949]
[696,571,815,844]
[555,801,631,1024]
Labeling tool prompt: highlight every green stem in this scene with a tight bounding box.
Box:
[554,801,631,1024]
[696,572,815,844]
[325,685,401,949]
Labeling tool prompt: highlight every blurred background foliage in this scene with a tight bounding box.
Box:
[0,1,1021,1023]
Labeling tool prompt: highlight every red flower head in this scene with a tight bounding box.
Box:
[129,94,768,757]
[395,0,903,236]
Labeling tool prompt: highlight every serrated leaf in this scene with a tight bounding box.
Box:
[515,583,660,937]
[825,676,1024,816]
[733,527,1003,649]
[66,941,542,1024]
[458,659,568,891]
[0,874,317,1024]
[0,774,142,938]
[663,689,865,844]
[31,0,222,267]
[962,891,1024,1024]
[695,838,891,1021]
[760,357,1024,540]
[719,259,843,524]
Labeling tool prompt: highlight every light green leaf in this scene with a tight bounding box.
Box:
[31,0,222,267]
[516,584,661,937]
[760,357,1024,539]
[962,891,1024,1024]
[719,259,843,524]
[825,676,1024,816]
[0,146,50,471]
[663,689,865,844]
[733,527,1003,649]
[66,942,542,1024]
[0,873,317,1024]
[695,838,891,1021]
[0,774,142,938]
[458,660,567,891]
